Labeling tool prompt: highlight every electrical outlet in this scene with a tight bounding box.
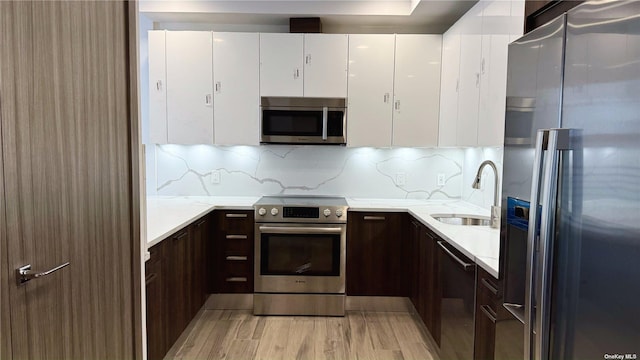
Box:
[211,170,220,184]
[437,173,446,186]
[396,172,406,186]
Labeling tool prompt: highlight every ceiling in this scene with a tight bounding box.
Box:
[139,0,478,33]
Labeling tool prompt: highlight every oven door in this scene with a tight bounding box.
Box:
[254,223,346,294]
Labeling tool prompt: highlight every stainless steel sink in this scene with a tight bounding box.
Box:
[431,214,491,226]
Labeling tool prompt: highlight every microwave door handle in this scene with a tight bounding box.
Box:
[322,106,328,140]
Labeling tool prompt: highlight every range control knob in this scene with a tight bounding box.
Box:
[323,208,331,217]
[335,209,343,218]
[258,208,267,216]
[271,208,279,216]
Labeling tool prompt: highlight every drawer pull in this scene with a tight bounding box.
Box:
[226,277,247,282]
[481,277,499,295]
[226,256,247,261]
[480,304,497,323]
[363,216,385,221]
[226,234,248,240]
[226,213,248,218]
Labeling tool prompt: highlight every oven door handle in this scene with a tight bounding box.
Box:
[258,226,343,235]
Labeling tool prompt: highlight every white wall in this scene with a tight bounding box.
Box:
[462,147,503,209]
[147,144,466,200]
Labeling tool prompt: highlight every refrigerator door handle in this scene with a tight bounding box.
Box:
[534,128,573,360]
[525,129,549,360]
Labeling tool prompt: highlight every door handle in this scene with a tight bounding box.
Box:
[16,262,70,286]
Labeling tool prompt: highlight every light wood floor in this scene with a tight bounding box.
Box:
[165,310,439,360]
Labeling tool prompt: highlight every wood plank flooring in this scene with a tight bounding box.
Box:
[165,310,439,360]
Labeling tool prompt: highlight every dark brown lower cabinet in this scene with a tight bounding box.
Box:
[146,214,212,360]
[145,243,167,360]
[212,210,254,293]
[167,229,191,345]
[346,212,407,296]
[474,266,503,360]
[408,217,440,345]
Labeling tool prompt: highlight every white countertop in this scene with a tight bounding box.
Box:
[145,196,500,278]
[146,196,258,248]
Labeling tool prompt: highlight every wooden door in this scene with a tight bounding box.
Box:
[0,2,141,359]
[167,230,191,345]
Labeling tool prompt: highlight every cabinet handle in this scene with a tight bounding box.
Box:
[437,241,474,271]
[481,277,499,295]
[226,234,248,240]
[480,304,497,323]
[394,100,400,111]
[226,256,247,261]
[226,213,247,218]
[173,231,188,241]
[363,216,385,221]
[481,58,486,74]
[305,54,311,65]
[383,93,390,103]
[156,80,162,91]
[476,73,480,87]
[456,79,459,92]
[145,273,158,285]
[226,277,247,282]
[215,81,221,93]
[293,68,300,79]
[205,94,213,106]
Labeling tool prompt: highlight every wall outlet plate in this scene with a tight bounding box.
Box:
[396,172,406,186]
[437,173,446,186]
[211,170,220,184]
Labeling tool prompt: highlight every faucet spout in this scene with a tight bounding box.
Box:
[472,160,500,228]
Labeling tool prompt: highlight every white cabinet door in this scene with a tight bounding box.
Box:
[166,31,214,144]
[456,34,482,146]
[478,34,510,146]
[260,33,303,97]
[438,30,461,147]
[148,30,167,144]
[392,35,442,147]
[303,34,348,98]
[347,34,395,147]
[213,32,260,145]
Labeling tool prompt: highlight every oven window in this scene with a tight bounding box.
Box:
[260,234,340,276]
[262,110,322,136]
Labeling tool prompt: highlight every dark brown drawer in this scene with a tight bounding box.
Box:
[223,257,252,275]
[217,210,254,233]
[223,237,252,254]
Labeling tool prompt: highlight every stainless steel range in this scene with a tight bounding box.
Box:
[254,196,348,316]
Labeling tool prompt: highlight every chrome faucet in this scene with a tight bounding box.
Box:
[472,160,501,228]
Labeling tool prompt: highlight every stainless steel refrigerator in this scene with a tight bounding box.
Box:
[497,1,640,359]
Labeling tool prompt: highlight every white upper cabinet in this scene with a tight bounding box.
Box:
[148,30,167,144]
[347,34,395,147]
[438,0,524,147]
[259,33,304,97]
[392,35,442,147]
[438,26,462,147]
[213,32,260,146]
[260,33,348,98]
[303,34,348,98]
[166,31,214,144]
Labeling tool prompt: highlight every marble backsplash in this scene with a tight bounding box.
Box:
[146,145,466,200]
[145,144,503,210]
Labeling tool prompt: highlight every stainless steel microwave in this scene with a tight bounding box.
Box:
[260,97,346,145]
